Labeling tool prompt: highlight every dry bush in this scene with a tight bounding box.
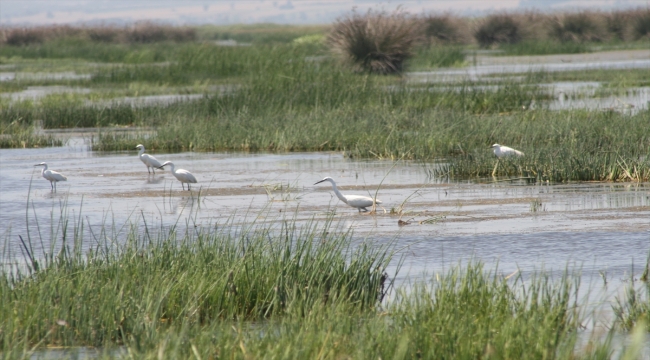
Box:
[2,25,82,45]
[126,22,196,43]
[605,10,636,41]
[474,14,521,48]
[632,8,650,39]
[327,9,423,74]
[421,13,468,45]
[511,10,552,42]
[0,23,196,46]
[549,12,606,42]
[87,27,121,43]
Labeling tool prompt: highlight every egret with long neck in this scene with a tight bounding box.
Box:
[158,161,197,190]
[135,144,164,174]
[314,177,381,212]
[34,162,67,192]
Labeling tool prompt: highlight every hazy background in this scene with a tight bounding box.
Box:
[2,0,648,26]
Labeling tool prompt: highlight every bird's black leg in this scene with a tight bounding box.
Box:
[147,166,151,174]
[188,184,191,191]
[182,183,185,191]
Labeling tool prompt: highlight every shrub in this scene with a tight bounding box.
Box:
[549,12,605,42]
[474,14,521,48]
[126,22,197,43]
[422,13,465,44]
[2,25,81,46]
[605,10,633,41]
[327,9,422,74]
[632,9,650,39]
[87,27,120,43]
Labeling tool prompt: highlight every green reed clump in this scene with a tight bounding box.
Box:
[410,46,466,69]
[21,262,598,358]
[613,252,650,332]
[427,110,650,182]
[0,119,62,148]
[0,212,391,350]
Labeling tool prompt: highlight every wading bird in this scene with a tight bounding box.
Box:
[34,162,67,191]
[314,177,381,212]
[135,144,164,174]
[158,161,197,190]
[490,144,524,176]
[491,144,524,158]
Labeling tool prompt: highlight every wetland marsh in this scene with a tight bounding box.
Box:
[1,18,649,358]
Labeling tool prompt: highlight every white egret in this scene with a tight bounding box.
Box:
[135,144,164,174]
[34,162,67,191]
[491,144,524,158]
[314,177,381,212]
[158,161,197,190]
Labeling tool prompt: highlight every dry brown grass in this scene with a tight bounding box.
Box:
[0,8,645,49]
[473,13,522,48]
[327,9,423,74]
[548,11,606,42]
[0,23,196,45]
[631,8,650,40]
[421,13,468,45]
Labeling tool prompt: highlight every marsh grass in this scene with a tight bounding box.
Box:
[0,120,62,148]
[409,45,466,69]
[1,203,394,351]
[1,198,613,357]
[613,252,650,332]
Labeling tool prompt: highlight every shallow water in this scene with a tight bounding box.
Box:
[2,140,648,279]
[1,137,650,357]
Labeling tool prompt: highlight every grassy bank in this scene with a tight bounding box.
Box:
[2,205,633,358]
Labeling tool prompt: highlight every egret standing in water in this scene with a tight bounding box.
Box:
[135,144,164,174]
[314,177,381,212]
[34,162,67,191]
[158,161,197,190]
[491,144,524,158]
[490,144,524,176]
